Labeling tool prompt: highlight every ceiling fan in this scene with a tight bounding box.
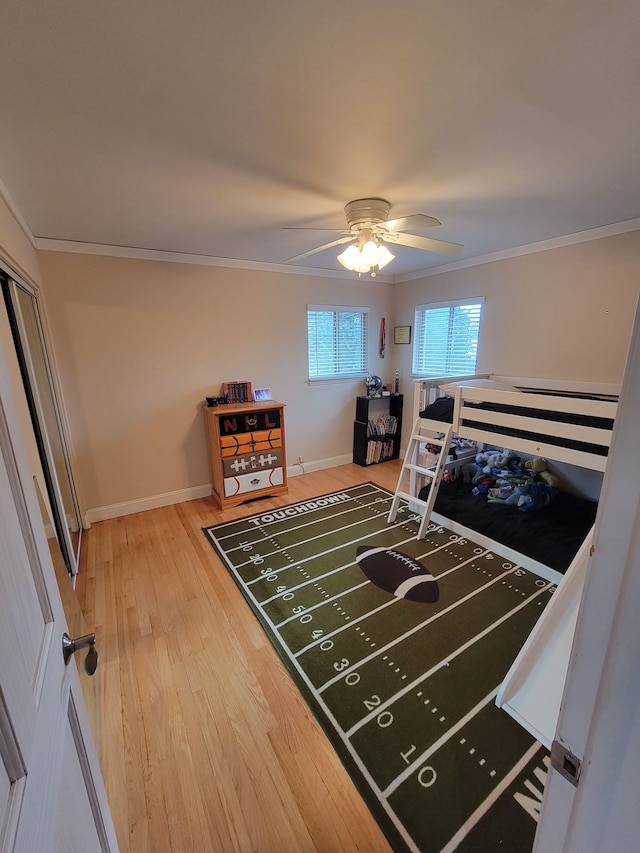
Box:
[284,198,463,275]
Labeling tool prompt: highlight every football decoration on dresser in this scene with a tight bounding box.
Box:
[356,546,439,603]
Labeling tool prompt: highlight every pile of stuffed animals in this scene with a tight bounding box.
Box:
[460,449,562,512]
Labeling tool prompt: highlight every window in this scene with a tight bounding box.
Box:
[412,298,484,377]
[307,305,369,380]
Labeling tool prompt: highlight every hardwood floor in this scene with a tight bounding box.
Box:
[76,462,403,853]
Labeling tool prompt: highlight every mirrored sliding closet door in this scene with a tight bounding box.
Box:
[2,272,82,576]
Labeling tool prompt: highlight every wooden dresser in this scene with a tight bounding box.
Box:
[203,401,288,509]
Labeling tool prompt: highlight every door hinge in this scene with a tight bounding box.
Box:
[550,739,582,787]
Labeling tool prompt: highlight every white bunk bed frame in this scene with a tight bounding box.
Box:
[411,372,620,748]
[412,372,619,580]
[412,372,619,469]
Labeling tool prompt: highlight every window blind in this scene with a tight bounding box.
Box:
[412,299,483,377]
[307,306,369,380]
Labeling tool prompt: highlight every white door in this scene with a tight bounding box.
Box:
[0,350,118,851]
[534,300,640,851]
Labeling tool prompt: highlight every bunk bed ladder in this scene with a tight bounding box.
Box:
[387,418,455,539]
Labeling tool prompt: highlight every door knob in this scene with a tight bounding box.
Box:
[62,632,99,675]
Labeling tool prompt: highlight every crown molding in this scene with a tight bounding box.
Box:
[33,217,640,284]
[33,237,393,282]
[391,218,640,282]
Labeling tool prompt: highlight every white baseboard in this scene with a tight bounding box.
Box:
[286,453,352,478]
[83,454,354,525]
[83,483,214,526]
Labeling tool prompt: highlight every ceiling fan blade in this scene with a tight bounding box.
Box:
[384,214,441,231]
[285,236,354,264]
[282,227,352,233]
[384,231,463,256]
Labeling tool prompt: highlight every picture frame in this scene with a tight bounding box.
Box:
[253,387,273,402]
[394,325,412,344]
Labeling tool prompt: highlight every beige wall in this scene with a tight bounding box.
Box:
[34,230,640,521]
[37,251,394,516]
[0,194,41,285]
[393,231,640,389]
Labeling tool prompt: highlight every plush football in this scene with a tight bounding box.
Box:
[355,546,439,603]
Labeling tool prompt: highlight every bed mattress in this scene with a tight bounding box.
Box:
[433,479,598,574]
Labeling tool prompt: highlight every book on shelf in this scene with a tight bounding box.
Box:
[222,381,253,404]
[366,438,395,464]
[367,414,398,438]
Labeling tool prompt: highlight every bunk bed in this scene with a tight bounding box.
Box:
[410,372,620,748]
[410,373,619,580]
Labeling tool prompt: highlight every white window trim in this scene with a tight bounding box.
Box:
[307,304,371,314]
[307,304,370,382]
[414,297,485,312]
[412,297,484,378]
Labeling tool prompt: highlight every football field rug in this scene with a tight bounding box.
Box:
[203,483,552,853]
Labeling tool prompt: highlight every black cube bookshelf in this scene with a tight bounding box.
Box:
[353,394,403,466]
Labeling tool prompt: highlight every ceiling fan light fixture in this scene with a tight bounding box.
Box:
[337,244,371,273]
[375,244,395,270]
[337,240,395,275]
[361,239,380,266]
[284,197,462,268]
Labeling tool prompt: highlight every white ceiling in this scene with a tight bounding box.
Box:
[1,0,639,279]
